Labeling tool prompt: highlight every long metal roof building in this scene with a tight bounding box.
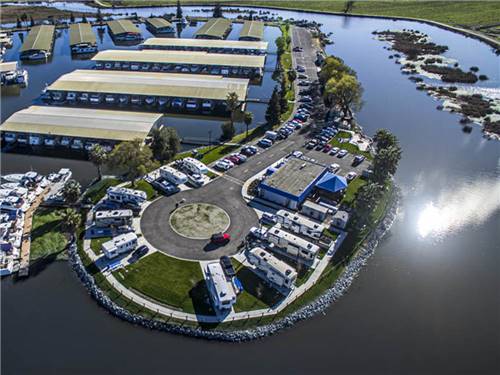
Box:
[141,37,268,54]
[0,62,18,73]
[46,70,249,101]
[0,106,162,141]
[69,23,97,47]
[145,17,173,31]
[19,25,55,53]
[92,49,265,69]
[239,20,264,41]
[107,19,140,36]
[194,18,232,39]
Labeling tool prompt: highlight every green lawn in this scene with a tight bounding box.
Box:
[90,236,111,256]
[30,208,68,261]
[124,180,157,200]
[232,260,284,312]
[113,252,214,315]
[330,135,372,159]
[83,178,121,204]
[341,177,367,206]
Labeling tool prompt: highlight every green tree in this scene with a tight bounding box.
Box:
[374,129,398,152]
[107,139,158,186]
[319,55,356,84]
[275,36,285,56]
[60,208,81,231]
[324,73,363,117]
[279,78,288,114]
[288,70,297,83]
[150,127,181,162]
[82,14,87,23]
[16,17,21,28]
[62,179,81,205]
[70,12,75,23]
[243,111,253,139]
[265,86,281,127]
[352,182,382,229]
[220,121,235,141]
[88,144,108,181]
[176,0,183,19]
[225,91,240,128]
[343,1,355,14]
[213,3,223,18]
[372,145,402,184]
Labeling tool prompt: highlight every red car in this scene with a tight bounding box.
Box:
[323,144,332,152]
[227,155,242,165]
[211,232,231,244]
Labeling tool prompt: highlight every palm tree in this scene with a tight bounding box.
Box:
[374,129,398,152]
[243,111,253,139]
[372,145,402,184]
[60,208,81,231]
[225,92,240,129]
[352,182,382,229]
[88,144,108,181]
[62,179,81,205]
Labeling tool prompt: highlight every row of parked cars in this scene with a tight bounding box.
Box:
[214,145,258,171]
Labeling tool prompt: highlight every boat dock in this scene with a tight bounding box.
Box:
[19,25,55,61]
[69,23,97,54]
[195,18,232,40]
[239,20,265,41]
[107,19,142,42]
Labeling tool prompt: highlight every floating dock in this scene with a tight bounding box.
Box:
[145,17,174,34]
[194,18,232,40]
[92,49,265,78]
[239,20,264,41]
[69,23,97,54]
[141,37,268,55]
[107,19,142,42]
[19,25,55,60]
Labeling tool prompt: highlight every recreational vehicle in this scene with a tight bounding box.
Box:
[267,226,319,262]
[101,232,138,259]
[159,166,188,185]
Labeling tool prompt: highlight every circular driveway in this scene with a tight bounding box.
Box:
[140,177,259,261]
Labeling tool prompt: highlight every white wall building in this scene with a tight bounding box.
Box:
[183,157,208,175]
[267,226,319,262]
[107,186,147,206]
[301,200,329,222]
[101,232,138,259]
[159,166,188,185]
[276,209,325,240]
[94,209,133,227]
[205,262,236,311]
[248,247,297,289]
[331,210,350,230]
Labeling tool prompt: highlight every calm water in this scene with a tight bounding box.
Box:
[2,5,500,375]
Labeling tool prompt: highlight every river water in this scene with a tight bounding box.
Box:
[2,5,500,374]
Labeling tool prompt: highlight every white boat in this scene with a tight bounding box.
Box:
[105,94,116,104]
[2,174,24,183]
[29,135,42,146]
[3,132,16,143]
[71,139,83,150]
[60,137,71,147]
[57,168,72,182]
[44,137,56,147]
[26,51,50,60]
[66,92,77,102]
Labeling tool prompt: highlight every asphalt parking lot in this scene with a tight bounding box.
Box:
[303,147,370,177]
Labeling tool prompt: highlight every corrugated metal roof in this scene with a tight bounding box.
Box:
[19,25,55,53]
[194,18,232,39]
[0,61,18,73]
[145,17,173,30]
[107,19,140,36]
[69,23,97,47]
[47,70,249,101]
[92,49,265,68]
[0,106,161,141]
[239,21,264,41]
[142,37,268,52]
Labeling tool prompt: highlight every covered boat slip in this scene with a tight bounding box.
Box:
[145,17,174,34]
[0,62,18,73]
[92,49,265,77]
[194,18,232,40]
[141,37,268,55]
[0,106,162,144]
[107,19,142,41]
[19,25,55,60]
[239,20,264,41]
[69,23,97,53]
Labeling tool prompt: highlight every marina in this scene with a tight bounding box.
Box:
[0,61,28,87]
[19,24,55,61]
[195,17,232,40]
[69,23,97,55]
[107,19,142,42]
[141,37,269,54]
[239,20,265,41]
[145,17,175,35]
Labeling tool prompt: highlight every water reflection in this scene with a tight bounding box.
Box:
[418,174,500,238]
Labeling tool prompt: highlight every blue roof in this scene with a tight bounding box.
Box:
[315,172,348,193]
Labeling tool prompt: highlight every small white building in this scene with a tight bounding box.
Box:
[159,166,188,185]
[248,247,297,289]
[276,209,325,240]
[267,226,319,262]
[94,209,133,227]
[107,186,147,206]
[301,200,329,222]
[205,262,236,311]
[331,210,350,230]
[183,157,208,175]
[101,232,138,259]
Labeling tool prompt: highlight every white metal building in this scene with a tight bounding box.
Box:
[94,209,133,227]
[101,232,138,259]
[205,262,236,310]
[267,226,319,262]
[107,186,147,206]
[276,209,325,240]
[248,247,297,289]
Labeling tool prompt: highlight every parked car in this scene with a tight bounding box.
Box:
[187,173,204,187]
[306,140,317,149]
[258,138,273,148]
[292,150,303,158]
[299,96,312,103]
[230,153,247,163]
[329,163,340,173]
[211,232,231,244]
[323,144,332,153]
[353,155,366,165]
[329,147,340,155]
[337,149,348,158]
[227,155,243,165]
[298,73,308,79]
[261,212,277,225]
[249,226,268,240]
[153,179,180,195]
[131,245,149,260]
[215,160,231,171]
[346,171,357,182]
[241,145,258,156]
[219,255,236,277]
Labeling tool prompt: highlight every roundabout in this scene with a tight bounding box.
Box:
[169,203,230,240]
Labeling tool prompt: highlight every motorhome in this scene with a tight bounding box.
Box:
[159,166,188,185]
[205,262,237,311]
[275,210,325,240]
[267,226,319,262]
[182,157,208,175]
[106,186,147,206]
[94,209,133,227]
[248,247,297,289]
[101,232,138,259]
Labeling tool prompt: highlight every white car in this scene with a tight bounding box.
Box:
[329,163,340,172]
[329,147,340,155]
[292,150,303,158]
[188,173,205,187]
[222,158,235,167]
[215,160,231,171]
[346,171,357,181]
[337,149,348,158]
[249,226,268,240]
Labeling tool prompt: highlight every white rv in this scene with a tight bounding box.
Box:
[159,166,188,185]
[205,262,236,311]
[248,247,297,289]
[276,210,325,240]
[101,232,138,259]
[267,226,319,262]
[107,186,147,206]
[182,157,208,175]
[94,209,133,227]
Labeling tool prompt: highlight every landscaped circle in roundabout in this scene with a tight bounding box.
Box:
[169,203,230,240]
